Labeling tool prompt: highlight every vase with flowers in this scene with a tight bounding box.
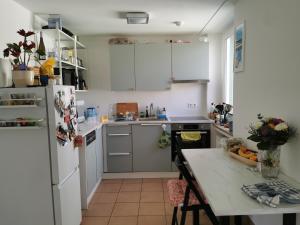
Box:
[3,29,36,87]
[248,114,296,178]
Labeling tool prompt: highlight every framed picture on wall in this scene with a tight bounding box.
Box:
[234,21,245,72]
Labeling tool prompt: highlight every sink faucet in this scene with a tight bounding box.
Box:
[149,103,154,117]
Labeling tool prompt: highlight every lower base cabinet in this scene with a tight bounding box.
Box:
[132,124,171,172]
[105,125,133,172]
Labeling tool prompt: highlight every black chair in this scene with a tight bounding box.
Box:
[174,149,219,225]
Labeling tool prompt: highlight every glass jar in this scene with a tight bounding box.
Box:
[260,146,281,178]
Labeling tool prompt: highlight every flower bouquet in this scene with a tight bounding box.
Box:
[248,114,296,178]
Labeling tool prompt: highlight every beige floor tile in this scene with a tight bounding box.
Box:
[81,217,110,225]
[139,203,165,216]
[108,216,138,225]
[86,203,115,217]
[142,183,163,192]
[164,203,175,216]
[123,178,143,184]
[112,203,139,216]
[120,183,142,192]
[163,192,171,203]
[140,192,164,203]
[82,209,87,217]
[162,182,169,193]
[97,183,122,193]
[137,216,166,225]
[143,178,163,183]
[117,192,141,203]
[102,179,123,184]
[92,193,118,203]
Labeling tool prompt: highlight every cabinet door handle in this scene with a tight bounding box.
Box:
[175,131,208,135]
[108,133,130,136]
[141,123,163,126]
[109,153,131,156]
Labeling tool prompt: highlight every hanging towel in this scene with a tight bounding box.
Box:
[181,131,201,142]
[158,130,171,149]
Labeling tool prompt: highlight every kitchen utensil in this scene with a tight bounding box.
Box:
[0,59,12,87]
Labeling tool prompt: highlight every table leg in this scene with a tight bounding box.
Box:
[234,216,242,225]
[283,213,296,225]
[219,216,230,225]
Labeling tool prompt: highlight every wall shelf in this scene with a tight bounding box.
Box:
[0,126,44,130]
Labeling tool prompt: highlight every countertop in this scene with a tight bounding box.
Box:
[182,148,300,216]
[214,124,233,137]
[103,118,214,126]
[78,117,214,135]
[78,122,102,136]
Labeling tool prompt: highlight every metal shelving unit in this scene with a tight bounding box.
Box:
[33,14,87,90]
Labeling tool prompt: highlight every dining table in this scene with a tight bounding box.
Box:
[182,148,300,225]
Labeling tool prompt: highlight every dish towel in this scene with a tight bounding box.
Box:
[181,131,201,142]
[158,130,171,149]
[241,180,300,208]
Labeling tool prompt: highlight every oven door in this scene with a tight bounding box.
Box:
[171,130,210,161]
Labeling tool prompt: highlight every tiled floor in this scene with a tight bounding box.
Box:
[81,178,213,225]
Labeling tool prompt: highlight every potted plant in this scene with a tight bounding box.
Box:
[248,114,296,178]
[3,29,36,87]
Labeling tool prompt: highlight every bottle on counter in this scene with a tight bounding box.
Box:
[145,106,149,118]
[38,31,46,60]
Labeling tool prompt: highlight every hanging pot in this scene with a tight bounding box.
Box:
[12,70,34,87]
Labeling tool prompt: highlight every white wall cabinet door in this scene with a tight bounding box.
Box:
[110,45,135,91]
[172,43,209,80]
[135,43,171,91]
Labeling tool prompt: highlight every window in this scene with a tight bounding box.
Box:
[225,36,234,105]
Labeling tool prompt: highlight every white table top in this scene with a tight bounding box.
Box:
[182,148,300,216]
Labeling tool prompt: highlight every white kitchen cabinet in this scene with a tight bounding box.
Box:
[135,43,172,91]
[110,45,135,91]
[172,43,209,80]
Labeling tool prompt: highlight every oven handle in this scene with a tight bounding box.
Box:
[175,131,208,135]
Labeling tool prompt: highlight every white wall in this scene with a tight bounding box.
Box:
[78,34,223,117]
[0,0,32,52]
[234,0,300,224]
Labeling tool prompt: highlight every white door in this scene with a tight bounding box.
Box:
[47,85,79,184]
[53,168,82,225]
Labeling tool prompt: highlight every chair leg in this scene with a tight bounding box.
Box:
[204,206,219,225]
[171,207,178,225]
[192,209,200,225]
[180,207,187,225]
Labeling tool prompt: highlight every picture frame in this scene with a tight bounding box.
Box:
[233,20,245,72]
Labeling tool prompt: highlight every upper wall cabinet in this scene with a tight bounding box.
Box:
[172,43,209,81]
[135,44,172,91]
[110,45,135,91]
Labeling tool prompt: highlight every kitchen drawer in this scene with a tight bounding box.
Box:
[105,125,133,172]
[106,124,131,134]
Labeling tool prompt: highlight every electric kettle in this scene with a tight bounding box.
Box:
[0,59,12,88]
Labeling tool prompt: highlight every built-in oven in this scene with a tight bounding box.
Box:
[171,123,211,161]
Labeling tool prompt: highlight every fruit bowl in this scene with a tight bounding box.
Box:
[229,146,258,167]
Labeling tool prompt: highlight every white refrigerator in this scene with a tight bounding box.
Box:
[0,86,81,225]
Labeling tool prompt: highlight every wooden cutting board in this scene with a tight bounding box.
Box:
[116,102,138,117]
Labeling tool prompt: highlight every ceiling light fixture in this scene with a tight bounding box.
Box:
[126,12,149,24]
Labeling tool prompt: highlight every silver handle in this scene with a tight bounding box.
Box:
[108,133,130,136]
[107,124,129,126]
[109,153,131,156]
[176,131,207,135]
[141,123,163,126]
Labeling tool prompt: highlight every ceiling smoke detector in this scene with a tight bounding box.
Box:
[174,21,184,27]
[126,12,149,24]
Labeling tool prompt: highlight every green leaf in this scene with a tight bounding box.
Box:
[247,134,261,142]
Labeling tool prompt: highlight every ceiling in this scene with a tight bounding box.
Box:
[14,0,235,35]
